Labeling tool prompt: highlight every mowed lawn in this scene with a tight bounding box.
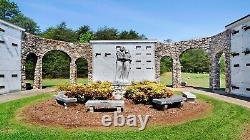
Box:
[27,78,88,88]
[160,72,225,88]
[0,93,249,139]
[26,72,225,89]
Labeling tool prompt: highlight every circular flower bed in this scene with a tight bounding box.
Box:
[19,99,212,129]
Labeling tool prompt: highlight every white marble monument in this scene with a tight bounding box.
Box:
[90,40,157,85]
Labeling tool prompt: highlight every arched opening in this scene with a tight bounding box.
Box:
[180,48,211,88]
[76,58,88,84]
[160,56,173,86]
[42,50,71,88]
[25,53,37,90]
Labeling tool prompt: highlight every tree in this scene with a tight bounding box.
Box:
[180,49,210,73]
[42,51,71,78]
[41,22,77,42]
[25,53,37,80]
[118,30,146,40]
[95,27,118,40]
[76,25,91,40]
[79,31,95,43]
[10,14,40,34]
[160,56,172,74]
[0,0,19,20]
[0,0,40,34]
[76,58,88,78]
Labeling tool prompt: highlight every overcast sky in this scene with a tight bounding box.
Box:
[12,0,250,41]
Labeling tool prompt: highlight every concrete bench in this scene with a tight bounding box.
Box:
[54,91,77,109]
[85,100,124,113]
[182,91,196,102]
[152,95,185,110]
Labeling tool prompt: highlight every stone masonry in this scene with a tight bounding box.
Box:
[155,30,231,92]
[21,30,231,93]
[21,33,92,89]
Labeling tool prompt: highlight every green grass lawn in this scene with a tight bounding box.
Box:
[0,93,249,140]
[26,72,225,89]
[160,72,225,88]
[27,78,88,88]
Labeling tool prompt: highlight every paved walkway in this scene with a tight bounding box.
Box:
[0,88,56,104]
[175,87,250,109]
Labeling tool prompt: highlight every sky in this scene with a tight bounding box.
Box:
[12,0,250,41]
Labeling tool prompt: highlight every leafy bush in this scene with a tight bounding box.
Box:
[125,81,173,104]
[58,82,113,101]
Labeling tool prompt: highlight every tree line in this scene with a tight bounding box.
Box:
[1,0,224,80]
[160,49,225,74]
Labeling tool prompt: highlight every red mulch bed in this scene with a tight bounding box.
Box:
[242,125,250,140]
[19,99,212,129]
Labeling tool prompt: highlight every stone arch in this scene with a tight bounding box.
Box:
[21,52,38,89]
[41,49,73,60]
[22,30,230,93]
[172,37,211,88]
[155,31,231,90]
[179,48,211,88]
[22,33,93,89]
[209,30,231,92]
[41,50,72,87]
[74,55,92,84]
[74,57,89,84]
[215,51,226,89]
[155,43,175,82]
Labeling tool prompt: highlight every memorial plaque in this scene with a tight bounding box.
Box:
[90,40,157,84]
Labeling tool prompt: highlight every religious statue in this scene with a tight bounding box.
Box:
[115,46,132,84]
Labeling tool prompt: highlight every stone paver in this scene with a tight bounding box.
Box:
[0,88,56,104]
[175,87,250,109]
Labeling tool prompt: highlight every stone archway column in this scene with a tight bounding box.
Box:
[70,59,77,84]
[209,55,220,90]
[87,61,93,84]
[155,56,161,82]
[224,52,231,93]
[21,57,26,90]
[33,56,42,89]
[172,56,181,88]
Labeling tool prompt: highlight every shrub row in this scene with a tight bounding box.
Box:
[58,81,173,104]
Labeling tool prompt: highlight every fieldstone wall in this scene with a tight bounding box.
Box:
[21,33,92,90]
[22,30,231,93]
[155,30,231,92]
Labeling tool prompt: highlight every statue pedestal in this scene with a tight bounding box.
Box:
[113,81,131,86]
[112,83,130,100]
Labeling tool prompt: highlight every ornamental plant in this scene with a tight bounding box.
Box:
[57,81,113,101]
[125,81,173,104]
